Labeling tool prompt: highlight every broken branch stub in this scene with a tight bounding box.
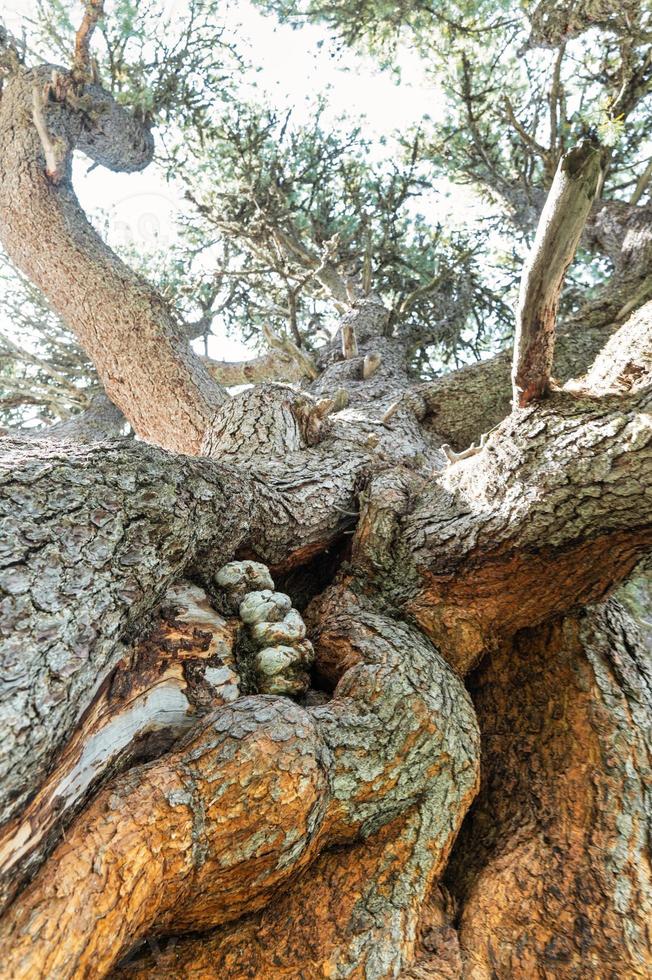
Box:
[512,139,602,408]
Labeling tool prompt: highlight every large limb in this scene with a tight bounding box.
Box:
[0,584,480,978]
[0,316,428,838]
[0,66,227,453]
[0,581,239,912]
[361,386,652,673]
[0,412,367,828]
[113,810,455,979]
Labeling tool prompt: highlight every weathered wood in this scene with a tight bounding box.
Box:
[0,582,239,913]
[512,139,602,408]
[0,583,479,978]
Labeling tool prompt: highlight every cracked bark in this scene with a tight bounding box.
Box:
[1,53,652,980]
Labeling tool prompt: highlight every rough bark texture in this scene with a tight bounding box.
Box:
[447,565,652,978]
[0,582,479,978]
[1,46,652,980]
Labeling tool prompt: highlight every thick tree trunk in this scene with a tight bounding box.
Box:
[446,564,652,978]
[1,52,652,979]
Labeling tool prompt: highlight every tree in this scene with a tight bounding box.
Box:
[0,0,650,976]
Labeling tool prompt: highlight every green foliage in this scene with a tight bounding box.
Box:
[2,0,652,427]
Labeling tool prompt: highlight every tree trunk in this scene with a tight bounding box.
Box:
[1,59,652,980]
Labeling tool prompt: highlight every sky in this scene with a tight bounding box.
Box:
[1,0,478,366]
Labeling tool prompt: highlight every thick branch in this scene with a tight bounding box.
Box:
[512,139,602,407]
[582,300,652,394]
[202,350,305,385]
[0,584,479,978]
[72,0,104,85]
[0,581,239,912]
[373,388,652,671]
[0,67,227,454]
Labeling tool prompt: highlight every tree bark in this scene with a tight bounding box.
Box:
[1,53,652,980]
[446,563,652,978]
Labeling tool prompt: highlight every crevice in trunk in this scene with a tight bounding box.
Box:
[439,571,652,978]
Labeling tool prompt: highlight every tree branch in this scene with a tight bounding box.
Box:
[0,583,478,978]
[512,139,602,407]
[0,67,228,454]
[72,0,104,86]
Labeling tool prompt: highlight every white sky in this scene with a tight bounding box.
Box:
[2,0,479,363]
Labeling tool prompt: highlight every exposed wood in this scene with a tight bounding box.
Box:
[0,583,479,978]
[0,582,239,913]
[582,300,652,393]
[341,321,359,359]
[362,351,382,379]
[512,139,602,408]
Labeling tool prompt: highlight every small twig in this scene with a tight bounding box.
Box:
[629,157,652,207]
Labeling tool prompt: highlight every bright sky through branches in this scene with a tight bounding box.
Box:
[2,0,477,363]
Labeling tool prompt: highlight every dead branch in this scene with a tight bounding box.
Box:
[512,138,602,408]
[31,81,67,183]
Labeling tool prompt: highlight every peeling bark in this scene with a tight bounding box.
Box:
[0,581,239,912]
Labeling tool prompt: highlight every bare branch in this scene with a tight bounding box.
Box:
[630,156,652,206]
[31,81,67,183]
[512,139,602,408]
[72,0,104,85]
[202,347,309,387]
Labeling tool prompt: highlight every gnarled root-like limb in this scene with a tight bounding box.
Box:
[0,583,479,979]
[113,808,453,979]
[446,566,652,977]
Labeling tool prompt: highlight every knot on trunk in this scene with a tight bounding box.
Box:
[202,384,333,460]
